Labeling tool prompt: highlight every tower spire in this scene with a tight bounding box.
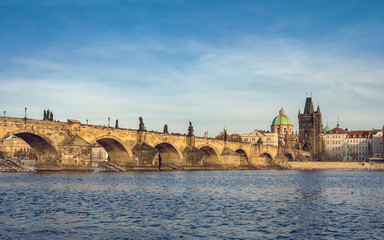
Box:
[304,96,314,114]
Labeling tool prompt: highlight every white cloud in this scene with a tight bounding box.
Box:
[1,37,383,135]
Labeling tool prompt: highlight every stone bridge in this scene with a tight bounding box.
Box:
[0,117,309,171]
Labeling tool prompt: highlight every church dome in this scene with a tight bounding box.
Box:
[271,108,293,126]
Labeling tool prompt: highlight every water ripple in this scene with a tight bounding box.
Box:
[1,170,384,239]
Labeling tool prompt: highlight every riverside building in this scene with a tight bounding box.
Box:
[241,130,278,146]
[323,123,348,161]
[0,136,36,160]
[344,130,373,161]
[372,129,384,161]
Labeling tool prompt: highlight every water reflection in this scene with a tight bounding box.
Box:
[1,171,384,239]
[294,171,325,202]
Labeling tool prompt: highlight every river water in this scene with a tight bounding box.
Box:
[0,170,383,239]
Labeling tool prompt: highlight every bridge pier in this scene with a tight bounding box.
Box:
[220,147,241,166]
[35,144,93,171]
[183,147,205,166]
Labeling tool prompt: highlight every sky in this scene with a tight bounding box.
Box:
[0,0,383,137]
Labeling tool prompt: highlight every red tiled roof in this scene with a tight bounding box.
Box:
[326,127,347,134]
[346,130,373,138]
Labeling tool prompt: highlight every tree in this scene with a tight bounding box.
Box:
[230,134,242,142]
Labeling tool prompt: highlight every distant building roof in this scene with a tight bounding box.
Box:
[4,136,23,141]
[217,132,231,140]
[346,130,373,138]
[242,130,266,137]
[325,127,348,134]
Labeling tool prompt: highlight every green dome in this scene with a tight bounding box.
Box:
[271,108,293,126]
[323,123,331,133]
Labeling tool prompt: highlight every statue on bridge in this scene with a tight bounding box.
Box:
[188,121,194,136]
[139,117,145,131]
[44,109,53,121]
[163,124,168,134]
[115,119,119,128]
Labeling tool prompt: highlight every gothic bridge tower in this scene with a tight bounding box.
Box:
[298,96,323,159]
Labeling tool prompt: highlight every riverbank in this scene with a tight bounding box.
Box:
[287,161,384,170]
[4,160,384,172]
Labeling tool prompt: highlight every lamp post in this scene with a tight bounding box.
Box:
[86,119,88,124]
[24,107,27,119]
[3,111,5,117]
[108,117,110,127]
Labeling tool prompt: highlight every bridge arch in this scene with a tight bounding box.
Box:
[261,152,273,161]
[236,149,249,165]
[93,135,132,166]
[154,142,182,166]
[303,142,312,151]
[285,153,293,161]
[1,131,58,164]
[199,145,220,166]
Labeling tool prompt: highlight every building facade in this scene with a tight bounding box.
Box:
[298,97,323,158]
[0,136,36,159]
[324,126,348,161]
[91,143,108,162]
[242,130,279,147]
[372,129,384,160]
[344,130,373,161]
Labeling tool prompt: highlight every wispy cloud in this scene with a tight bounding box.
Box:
[1,36,384,135]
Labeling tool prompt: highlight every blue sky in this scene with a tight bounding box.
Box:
[1,0,383,136]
